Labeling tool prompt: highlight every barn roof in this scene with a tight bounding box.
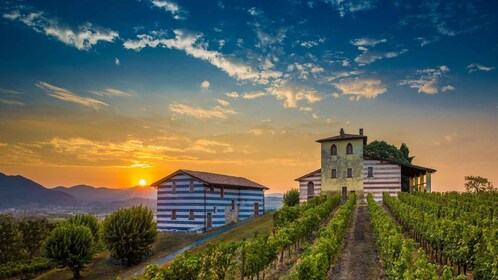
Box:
[316,128,367,144]
[151,169,269,190]
[365,157,437,176]
[294,168,321,181]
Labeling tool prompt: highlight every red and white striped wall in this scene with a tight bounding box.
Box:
[297,169,322,203]
[363,160,401,202]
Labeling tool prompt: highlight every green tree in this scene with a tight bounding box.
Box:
[283,189,300,207]
[364,140,408,164]
[0,215,21,263]
[399,143,414,163]
[18,218,50,260]
[102,206,157,266]
[44,224,94,279]
[67,214,102,251]
[464,176,496,193]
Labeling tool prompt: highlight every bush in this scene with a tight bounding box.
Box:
[44,224,94,279]
[18,218,51,259]
[0,257,53,279]
[67,213,104,252]
[0,215,21,263]
[283,188,300,206]
[102,205,157,266]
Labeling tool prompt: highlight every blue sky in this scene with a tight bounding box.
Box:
[0,0,497,192]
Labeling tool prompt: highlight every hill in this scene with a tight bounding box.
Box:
[53,184,156,203]
[0,173,77,209]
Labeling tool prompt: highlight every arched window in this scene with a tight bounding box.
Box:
[346,143,353,154]
[307,181,314,197]
[331,144,337,156]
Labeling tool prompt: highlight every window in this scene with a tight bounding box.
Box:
[307,182,314,196]
[331,169,337,178]
[331,144,337,156]
[189,180,194,193]
[368,167,373,177]
[221,187,224,198]
[214,206,217,213]
[346,143,353,154]
[347,168,353,178]
[171,210,176,220]
[171,182,176,194]
[189,210,194,220]
[231,200,236,210]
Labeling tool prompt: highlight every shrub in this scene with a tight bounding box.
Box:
[18,218,50,259]
[44,224,94,279]
[102,205,157,266]
[0,215,21,263]
[67,213,103,252]
[283,188,300,207]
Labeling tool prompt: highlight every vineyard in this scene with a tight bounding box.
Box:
[135,190,498,280]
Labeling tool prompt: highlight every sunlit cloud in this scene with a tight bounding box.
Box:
[150,0,188,20]
[200,80,210,92]
[3,6,118,51]
[36,82,109,108]
[226,91,240,98]
[0,98,24,106]
[267,80,323,108]
[91,88,133,97]
[400,65,453,94]
[333,78,386,100]
[216,99,230,106]
[168,102,237,119]
[467,63,495,73]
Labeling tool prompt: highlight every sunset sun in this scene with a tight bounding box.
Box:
[138,179,147,187]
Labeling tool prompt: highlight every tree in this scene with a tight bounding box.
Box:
[67,214,102,251]
[464,176,496,193]
[283,189,300,207]
[0,215,21,263]
[44,224,94,279]
[18,218,50,260]
[364,140,409,164]
[399,143,414,163]
[102,205,157,266]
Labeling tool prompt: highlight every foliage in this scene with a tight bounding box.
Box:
[283,188,300,206]
[44,224,94,279]
[0,257,53,279]
[0,215,22,263]
[164,251,202,280]
[364,140,409,164]
[464,175,496,193]
[295,195,356,280]
[18,218,51,259]
[67,213,104,253]
[198,242,239,280]
[399,143,414,163]
[102,205,157,266]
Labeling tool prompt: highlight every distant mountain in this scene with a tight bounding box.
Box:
[53,185,156,203]
[265,193,283,211]
[0,173,77,209]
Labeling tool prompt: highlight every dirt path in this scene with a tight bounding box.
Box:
[329,203,384,280]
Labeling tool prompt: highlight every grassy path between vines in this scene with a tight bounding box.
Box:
[329,203,385,280]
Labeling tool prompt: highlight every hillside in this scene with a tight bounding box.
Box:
[0,173,77,209]
[53,184,156,202]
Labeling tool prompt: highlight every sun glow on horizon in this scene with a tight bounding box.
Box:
[138,179,147,187]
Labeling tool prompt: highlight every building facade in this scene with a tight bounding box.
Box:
[152,169,268,232]
[296,128,436,202]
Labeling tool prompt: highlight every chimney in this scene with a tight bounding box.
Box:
[340,128,344,136]
[359,128,364,136]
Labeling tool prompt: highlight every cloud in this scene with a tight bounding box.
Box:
[321,0,375,17]
[216,99,229,106]
[189,139,233,154]
[288,63,324,80]
[400,66,453,94]
[0,88,23,95]
[169,102,237,119]
[350,37,386,47]
[150,0,188,20]
[242,91,266,99]
[115,58,120,65]
[354,48,408,65]
[297,37,326,48]
[36,82,109,108]
[91,88,133,97]
[248,7,263,17]
[0,98,24,106]
[123,30,282,85]
[200,80,210,92]
[333,79,386,100]
[299,107,313,112]
[267,80,323,108]
[467,64,495,73]
[3,7,118,51]
[226,91,240,98]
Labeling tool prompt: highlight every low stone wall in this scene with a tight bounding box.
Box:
[225,206,239,224]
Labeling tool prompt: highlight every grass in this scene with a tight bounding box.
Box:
[35,213,274,280]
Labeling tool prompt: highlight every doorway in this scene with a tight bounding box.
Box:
[254,203,259,216]
[342,186,347,198]
[307,181,315,198]
[207,213,212,228]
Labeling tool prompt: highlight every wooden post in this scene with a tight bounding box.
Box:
[420,174,426,192]
[414,176,419,192]
[426,172,432,192]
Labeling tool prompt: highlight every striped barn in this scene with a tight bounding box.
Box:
[152,169,268,232]
[296,128,436,202]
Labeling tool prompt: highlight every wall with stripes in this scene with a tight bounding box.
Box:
[363,160,401,202]
[297,170,322,203]
[157,174,265,232]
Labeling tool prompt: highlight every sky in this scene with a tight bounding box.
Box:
[0,0,497,193]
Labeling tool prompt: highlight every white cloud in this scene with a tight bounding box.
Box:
[0,98,24,106]
[226,91,240,98]
[299,107,313,112]
[123,30,282,85]
[467,64,495,73]
[0,88,23,95]
[36,82,109,108]
[400,66,452,94]
[216,99,229,106]
[248,7,263,17]
[150,0,188,20]
[200,80,210,92]
[333,79,386,100]
[242,91,266,99]
[350,38,386,47]
[331,92,340,98]
[354,48,407,65]
[298,37,325,48]
[3,7,118,51]
[312,113,319,119]
[91,88,133,97]
[115,58,120,65]
[289,63,324,80]
[169,102,237,119]
[322,0,375,17]
[267,80,323,108]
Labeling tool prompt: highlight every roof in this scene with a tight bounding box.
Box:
[365,156,437,176]
[316,129,367,144]
[295,168,321,181]
[151,169,269,190]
